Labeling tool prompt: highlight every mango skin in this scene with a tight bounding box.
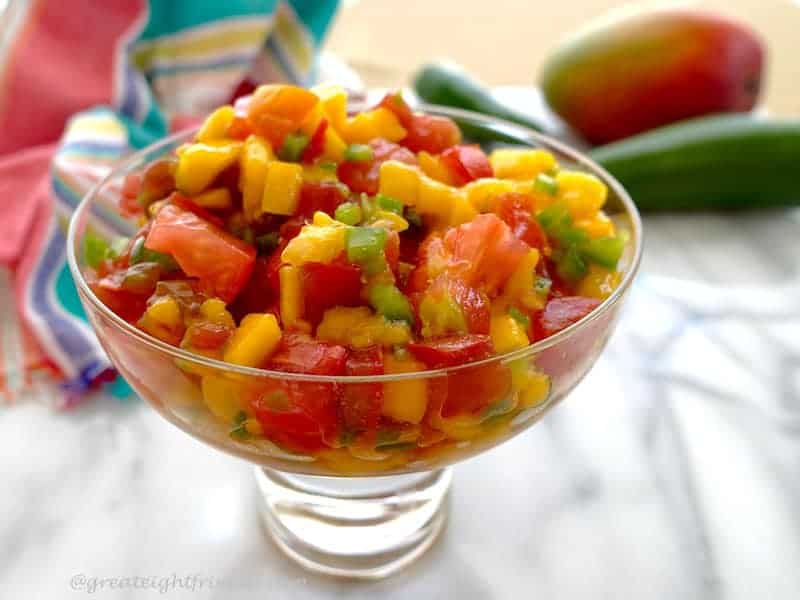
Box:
[541,10,765,144]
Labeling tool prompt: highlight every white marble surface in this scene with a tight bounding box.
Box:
[3,210,799,599]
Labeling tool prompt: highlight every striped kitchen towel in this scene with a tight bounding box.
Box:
[0,0,340,407]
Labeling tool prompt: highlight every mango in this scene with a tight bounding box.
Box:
[541,9,764,144]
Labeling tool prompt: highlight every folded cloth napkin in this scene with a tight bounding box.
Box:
[0,0,340,407]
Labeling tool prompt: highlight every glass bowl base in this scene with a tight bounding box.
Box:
[255,467,451,579]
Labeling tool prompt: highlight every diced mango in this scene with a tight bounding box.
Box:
[321,126,347,162]
[175,141,242,196]
[343,108,406,144]
[262,160,303,215]
[577,264,621,300]
[311,83,348,132]
[489,148,557,181]
[448,194,479,226]
[279,265,305,330]
[281,216,348,266]
[299,102,325,136]
[490,312,530,354]
[192,188,232,210]
[372,210,409,232]
[576,213,616,239]
[138,296,184,344]
[462,178,515,212]
[239,134,274,221]
[196,106,236,143]
[317,307,411,348]
[557,170,607,220]
[502,249,542,310]
[382,354,428,424]
[418,151,453,184]
[199,298,235,328]
[379,160,419,206]
[223,313,282,367]
[201,375,248,421]
[302,164,338,184]
[416,177,456,223]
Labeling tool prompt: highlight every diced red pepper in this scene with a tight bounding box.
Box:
[408,334,493,369]
[145,200,255,302]
[495,192,550,253]
[440,145,493,186]
[295,181,347,219]
[300,260,363,326]
[337,138,417,195]
[301,118,328,164]
[340,346,384,433]
[533,296,601,340]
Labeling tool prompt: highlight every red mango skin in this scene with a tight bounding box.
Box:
[541,10,765,144]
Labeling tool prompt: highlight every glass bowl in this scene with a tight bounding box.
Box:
[67,103,642,579]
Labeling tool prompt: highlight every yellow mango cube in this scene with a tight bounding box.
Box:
[490,312,530,354]
[192,187,232,210]
[382,354,428,424]
[201,375,248,421]
[175,141,242,196]
[316,307,411,348]
[281,218,347,266]
[199,298,235,328]
[463,178,515,212]
[502,249,542,310]
[379,160,420,206]
[577,264,621,300]
[417,151,452,184]
[223,313,282,367]
[312,83,348,132]
[489,148,557,180]
[557,170,607,220]
[448,194,479,226]
[138,296,183,344]
[416,176,457,223]
[576,213,616,239]
[262,160,303,215]
[321,126,347,162]
[343,108,406,144]
[196,105,236,143]
[279,265,304,329]
[239,134,274,221]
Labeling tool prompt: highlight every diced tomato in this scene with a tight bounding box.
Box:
[442,361,512,417]
[300,260,363,326]
[296,181,347,219]
[408,334,493,368]
[168,193,226,228]
[120,173,142,216]
[268,333,348,375]
[533,296,601,340]
[246,84,319,148]
[229,245,284,320]
[279,216,306,241]
[340,346,384,433]
[89,278,148,323]
[495,192,549,253]
[251,381,339,453]
[184,321,233,350]
[337,138,417,195]
[404,233,446,295]
[400,114,462,154]
[440,145,492,186]
[301,119,328,164]
[443,276,491,334]
[145,201,255,302]
[443,214,529,293]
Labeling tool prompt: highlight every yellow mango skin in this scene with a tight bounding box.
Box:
[262,161,303,216]
[175,141,242,196]
[489,149,557,180]
[223,313,282,368]
[196,106,235,143]
[382,354,428,425]
[239,134,274,222]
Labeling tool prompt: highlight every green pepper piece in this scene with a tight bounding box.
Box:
[334,201,363,225]
[346,226,387,264]
[556,246,588,281]
[582,236,625,269]
[278,132,310,162]
[508,306,530,329]
[368,282,415,324]
[534,172,559,196]
[533,276,552,296]
[376,194,403,215]
[318,161,338,171]
[130,236,179,271]
[536,201,572,235]
[404,206,423,228]
[83,232,113,268]
[343,143,374,162]
[229,411,251,441]
[255,232,280,254]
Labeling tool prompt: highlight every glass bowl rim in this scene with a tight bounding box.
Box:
[66,101,643,384]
